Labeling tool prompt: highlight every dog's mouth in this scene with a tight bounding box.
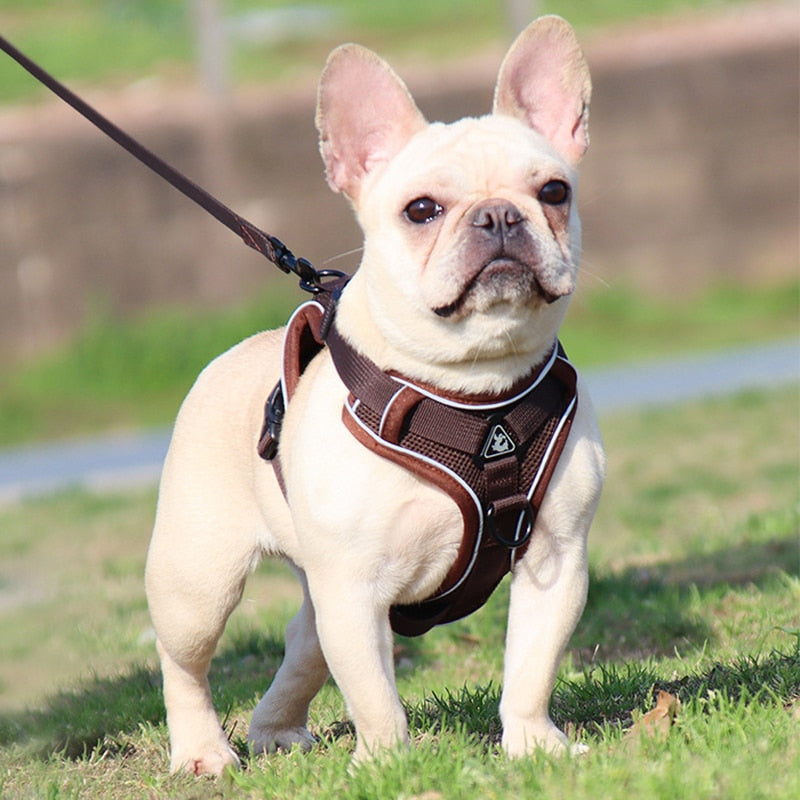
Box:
[432,258,565,319]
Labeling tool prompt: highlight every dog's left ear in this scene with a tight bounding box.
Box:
[493,15,591,165]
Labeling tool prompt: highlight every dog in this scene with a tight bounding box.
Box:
[145,15,605,776]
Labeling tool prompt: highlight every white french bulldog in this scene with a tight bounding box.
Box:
[145,15,605,775]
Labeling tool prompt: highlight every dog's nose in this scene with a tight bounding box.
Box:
[471,202,524,237]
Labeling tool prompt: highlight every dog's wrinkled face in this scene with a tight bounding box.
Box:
[367,115,580,319]
[317,16,591,390]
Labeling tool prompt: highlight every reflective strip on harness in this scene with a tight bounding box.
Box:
[258,296,578,637]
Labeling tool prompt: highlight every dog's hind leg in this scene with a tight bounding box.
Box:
[146,507,259,776]
[144,328,291,774]
[249,568,330,756]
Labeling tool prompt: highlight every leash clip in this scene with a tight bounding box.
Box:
[271,236,348,295]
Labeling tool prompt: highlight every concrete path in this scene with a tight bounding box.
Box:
[583,337,798,412]
[0,338,796,505]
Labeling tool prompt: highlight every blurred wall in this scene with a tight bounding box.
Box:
[0,8,797,361]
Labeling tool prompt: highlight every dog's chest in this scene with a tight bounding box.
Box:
[259,292,578,635]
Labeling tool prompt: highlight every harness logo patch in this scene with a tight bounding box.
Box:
[481,423,516,461]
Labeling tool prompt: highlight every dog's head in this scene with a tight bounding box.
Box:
[316,16,591,393]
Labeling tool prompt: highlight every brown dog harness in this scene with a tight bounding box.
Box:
[258,288,578,636]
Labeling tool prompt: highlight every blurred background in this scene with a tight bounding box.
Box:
[0,0,797,445]
[0,0,798,739]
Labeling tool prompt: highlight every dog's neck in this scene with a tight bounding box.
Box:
[334,272,564,396]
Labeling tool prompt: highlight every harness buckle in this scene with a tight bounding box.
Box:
[485,500,536,549]
[259,381,285,460]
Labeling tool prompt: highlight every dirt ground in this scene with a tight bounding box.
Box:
[0,1,797,361]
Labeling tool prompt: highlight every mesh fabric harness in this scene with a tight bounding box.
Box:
[259,287,579,637]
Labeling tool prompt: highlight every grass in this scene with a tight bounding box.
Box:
[0,277,303,446]
[561,280,799,369]
[0,0,750,104]
[0,384,797,798]
[0,277,797,447]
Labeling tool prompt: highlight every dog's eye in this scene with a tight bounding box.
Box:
[405,197,443,224]
[538,180,571,206]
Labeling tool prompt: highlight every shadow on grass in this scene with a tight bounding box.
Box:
[0,665,164,760]
[1,533,796,764]
[0,628,287,762]
[575,532,798,661]
[551,640,800,736]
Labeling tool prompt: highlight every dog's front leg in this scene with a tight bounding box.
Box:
[499,533,589,757]
[308,572,408,761]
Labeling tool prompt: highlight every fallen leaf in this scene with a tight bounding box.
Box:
[626,690,681,741]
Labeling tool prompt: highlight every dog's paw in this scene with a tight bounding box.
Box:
[248,725,317,756]
[501,717,571,758]
[171,741,240,776]
[569,742,590,757]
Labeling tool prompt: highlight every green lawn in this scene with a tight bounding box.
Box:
[0,384,797,798]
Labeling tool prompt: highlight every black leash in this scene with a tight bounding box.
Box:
[0,34,344,294]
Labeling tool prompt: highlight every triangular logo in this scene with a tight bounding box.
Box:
[481,423,516,461]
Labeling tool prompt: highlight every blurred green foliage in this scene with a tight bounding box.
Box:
[0,0,745,103]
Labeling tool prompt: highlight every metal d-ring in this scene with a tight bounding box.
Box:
[485,501,536,549]
[299,267,349,295]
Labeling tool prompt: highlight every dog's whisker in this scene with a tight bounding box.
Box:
[469,341,487,376]
[577,181,625,208]
[322,247,364,266]
[579,265,612,289]
[503,330,520,358]
[575,250,612,289]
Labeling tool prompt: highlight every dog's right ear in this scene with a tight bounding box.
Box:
[316,45,427,202]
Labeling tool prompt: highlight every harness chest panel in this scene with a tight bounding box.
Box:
[259,296,578,637]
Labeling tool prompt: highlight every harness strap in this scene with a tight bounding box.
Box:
[334,339,577,635]
[324,323,406,416]
[405,401,489,452]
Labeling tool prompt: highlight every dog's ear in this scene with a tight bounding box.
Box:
[316,44,427,201]
[493,15,591,165]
